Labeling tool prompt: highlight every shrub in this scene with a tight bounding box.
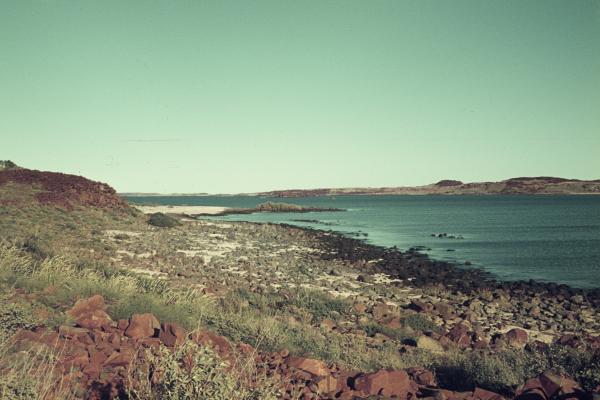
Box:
[127,341,277,400]
[359,321,415,342]
[282,288,352,323]
[0,295,38,339]
[0,343,75,400]
[148,213,180,228]
[401,314,440,333]
[0,376,38,400]
[21,235,54,260]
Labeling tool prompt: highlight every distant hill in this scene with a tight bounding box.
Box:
[0,167,130,209]
[121,192,210,197]
[257,177,600,197]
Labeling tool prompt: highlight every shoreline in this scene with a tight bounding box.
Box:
[134,204,230,215]
[188,217,599,343]
[274,221,600,296]
[136,203,599,340]
[134,203,345,217]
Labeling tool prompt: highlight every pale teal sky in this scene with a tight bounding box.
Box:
[1,1,599,193]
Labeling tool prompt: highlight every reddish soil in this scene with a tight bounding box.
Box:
[0,169,129,210]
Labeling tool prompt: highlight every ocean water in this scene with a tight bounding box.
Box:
[126,195,600,289]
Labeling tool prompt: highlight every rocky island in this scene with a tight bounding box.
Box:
[257,177,600,197]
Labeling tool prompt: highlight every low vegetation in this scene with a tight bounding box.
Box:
[127,341,277,400]
[1,244,598,396]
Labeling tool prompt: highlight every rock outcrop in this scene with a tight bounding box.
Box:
[0,168,130,209]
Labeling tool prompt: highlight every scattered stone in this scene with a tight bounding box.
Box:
[505,328,528,347]
[353,369,417,398]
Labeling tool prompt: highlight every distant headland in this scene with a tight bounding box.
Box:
[121,176,600,197]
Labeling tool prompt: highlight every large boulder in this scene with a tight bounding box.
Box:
[191,329,233,357]
[473,387,505,400]
[505,328,528,347]
[516,371,582,399]
[446,323,471,347]
[288,357,329,377]
[353,369,417,398]
[124,313,160,339]
[67,295,113,330]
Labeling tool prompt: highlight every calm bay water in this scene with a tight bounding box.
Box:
[126,195,600,289]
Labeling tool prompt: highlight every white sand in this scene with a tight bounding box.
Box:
[135,205,229,215]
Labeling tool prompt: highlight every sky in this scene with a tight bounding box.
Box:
[1,0,599,193]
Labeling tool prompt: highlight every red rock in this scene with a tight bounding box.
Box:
[117,319,129,331]
[516,372,581,400]
[124,313,160,339]
[103,349,134,368]
[60,351,90,370]
[68,295,106,318]
[76,309,114,330]
[316,375,339,394]
[159,322,187,347]
[514,388,546,400]
[447,324,470,344]
[473,387,504,400]
[191,329,233,357]
[415,370,436,386]
[384,317,402,329]
[353,302,367,313]
[139,337,162,348]
[89,350,108,366]
[354,369,416,398]
[237,342,255,355]
[506,328,528,347]
[372,303,390,320]
[58,325,90,339]
[68,295,113,330]
[537,372,563,398]
[336,391,355,400]
[558,376,581,395]
[288,357,329,377]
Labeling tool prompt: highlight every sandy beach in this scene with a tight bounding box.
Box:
[134,204,229,215]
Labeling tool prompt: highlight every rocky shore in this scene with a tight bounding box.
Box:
[1,167,599,399]
[294,223,600,340]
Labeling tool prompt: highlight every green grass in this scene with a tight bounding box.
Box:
[359,321,416,343]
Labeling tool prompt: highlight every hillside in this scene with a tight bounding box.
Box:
[0,167,130,209]
[258,177,600,197]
